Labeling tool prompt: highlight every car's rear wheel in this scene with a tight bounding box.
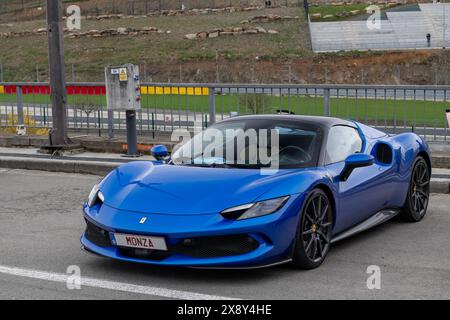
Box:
[292,189,333,270]
[399,156,431,222]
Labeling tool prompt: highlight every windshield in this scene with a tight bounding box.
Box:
[172,118,322,169]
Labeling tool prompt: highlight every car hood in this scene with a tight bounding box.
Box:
[100,162,319,215]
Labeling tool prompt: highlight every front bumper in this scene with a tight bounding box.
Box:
[80,194,305,268]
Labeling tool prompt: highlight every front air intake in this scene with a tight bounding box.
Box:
[173,235,259,258]
[84,220,111,247]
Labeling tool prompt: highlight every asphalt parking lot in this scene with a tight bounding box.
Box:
[0,169,449,300]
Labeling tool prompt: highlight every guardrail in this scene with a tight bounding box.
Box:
[0,82,449,141]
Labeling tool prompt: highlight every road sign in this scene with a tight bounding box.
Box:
[119,68,128,82]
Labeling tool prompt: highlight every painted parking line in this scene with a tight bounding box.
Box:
[0,265,239,300]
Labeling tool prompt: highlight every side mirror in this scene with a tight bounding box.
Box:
[151,145,169,161]
[340,154,374,182]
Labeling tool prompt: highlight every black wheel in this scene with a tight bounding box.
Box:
[399,157,430,222]
[292,189,333,270]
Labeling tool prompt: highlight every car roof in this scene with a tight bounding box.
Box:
[220,114,356,128]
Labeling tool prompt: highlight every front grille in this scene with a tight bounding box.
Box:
[85,219,259,261]
[84,219,111,247]
[173,235,259,258]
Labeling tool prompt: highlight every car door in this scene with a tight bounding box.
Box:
[324,125,389,234]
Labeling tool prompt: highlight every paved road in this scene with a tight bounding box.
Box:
[0,169,449,300]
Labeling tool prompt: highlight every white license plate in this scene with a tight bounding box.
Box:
[113,233,168,251]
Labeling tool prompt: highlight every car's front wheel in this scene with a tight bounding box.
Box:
[399,156,431,222]
[291,189,333,270]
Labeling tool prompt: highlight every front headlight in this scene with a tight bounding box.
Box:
[221,196,290,220]
[87,184,103,207]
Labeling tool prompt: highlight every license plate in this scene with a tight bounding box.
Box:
[113,233,167,251]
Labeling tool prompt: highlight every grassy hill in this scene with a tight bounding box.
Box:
[0,5,311,82]
[1,1,449,86]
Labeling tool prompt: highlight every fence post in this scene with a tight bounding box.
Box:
[208,87,216,126]
[43,107,47,126]
[125,110,138,156]
[323,88,331,117]
[97,109,101,137]
[151,112,155,139]
[108,110,114,139]
[17,85,24,131]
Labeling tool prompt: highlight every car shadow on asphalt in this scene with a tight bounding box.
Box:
[81,218,406,283]
[330,218,404,251]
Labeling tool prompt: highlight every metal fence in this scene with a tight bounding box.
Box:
[0,82,449,141]
[0,0,300,16]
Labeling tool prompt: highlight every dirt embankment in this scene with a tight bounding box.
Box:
[159,50,450,84]
[290,51,448,85]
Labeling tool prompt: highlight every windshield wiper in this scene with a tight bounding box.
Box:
[176,157,272,169]
[182,162,232,168]
[189,163,232,168]
[225,163,273,169]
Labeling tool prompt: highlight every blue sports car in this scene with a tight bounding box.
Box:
[81,115,431,269]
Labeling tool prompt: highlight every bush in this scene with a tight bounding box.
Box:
[0,112,50,136]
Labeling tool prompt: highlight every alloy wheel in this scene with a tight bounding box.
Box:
[410,160,430,217]
[301,193,332,263]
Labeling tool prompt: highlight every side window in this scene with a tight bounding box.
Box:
[326,126,363,164]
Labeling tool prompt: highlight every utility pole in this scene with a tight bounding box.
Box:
[46,0,69,146]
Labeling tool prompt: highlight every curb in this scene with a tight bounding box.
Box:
[430,179,450,194]
[432,156,450,169]
[0,156,118,176]
[1,134,449,167]
[0,134,176,154]
[0,156,449,194]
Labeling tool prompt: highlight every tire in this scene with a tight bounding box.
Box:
[399,156,431,222]
[291,189,333,270]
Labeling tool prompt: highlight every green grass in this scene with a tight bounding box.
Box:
[1,93,447,127]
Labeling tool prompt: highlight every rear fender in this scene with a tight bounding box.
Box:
[381,133,430,205]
